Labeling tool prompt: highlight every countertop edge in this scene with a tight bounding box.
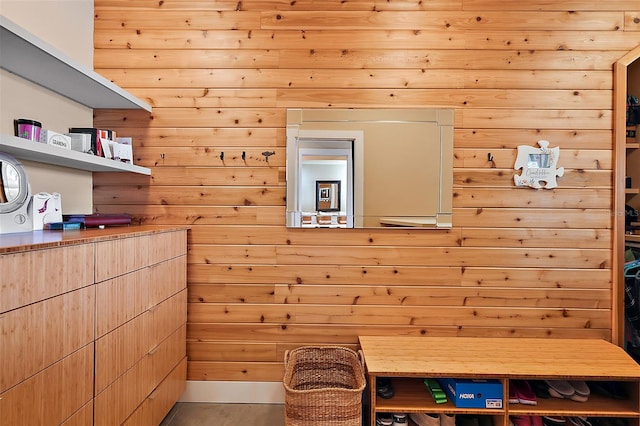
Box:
[0,225,190,253]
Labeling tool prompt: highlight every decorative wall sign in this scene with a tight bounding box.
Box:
[513,140,564,189]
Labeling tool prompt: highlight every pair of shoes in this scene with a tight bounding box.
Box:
[424,379,447,403]
[377,377,395,399]
[377,413,409,426]
[566,417,592,426]
[510,380,537,405]
[529,380,550,399]
[587,381,628,400]
[512,416,544,426]
[392,413,408,426]
[590,418,629,426]
[540,416,592,426]
[568,381,590,402]
[545,380,590,402]
[377,413,393,426]
[409,413,439,426]
[457,415,480,426]
[457,415,493,426]
[409,413,455,426]
[542,416,567,426]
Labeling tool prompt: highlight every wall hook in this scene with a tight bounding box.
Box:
[220,152,224,161]
[262,151,276,162]
[242,151,246,161]
[488,152,496,168]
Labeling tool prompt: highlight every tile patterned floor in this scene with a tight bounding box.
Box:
[160,403,285,426]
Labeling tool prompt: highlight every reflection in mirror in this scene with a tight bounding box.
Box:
[0,152,33,234]
[1,160,21,203]
[286,108,454,229]
[316,180,341,212]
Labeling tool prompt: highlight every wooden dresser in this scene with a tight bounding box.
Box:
[0,226,188,426]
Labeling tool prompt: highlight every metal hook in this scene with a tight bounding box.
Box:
[262,151,275,162]
[488,152,496,168]
[220,152,224,161]
[242,151,246,161]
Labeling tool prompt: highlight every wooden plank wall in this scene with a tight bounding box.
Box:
[92,0,640,382]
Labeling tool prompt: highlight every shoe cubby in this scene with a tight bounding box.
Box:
[402,414,503,426]
[359,336,640,426]
[508,381,639,417]
[376,377,507,416]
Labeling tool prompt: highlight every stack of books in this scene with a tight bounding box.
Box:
[65,213,132,228]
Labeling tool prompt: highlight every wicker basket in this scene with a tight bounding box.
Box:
[283,346,366,426]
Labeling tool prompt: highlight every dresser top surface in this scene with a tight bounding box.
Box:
[0,226,188,253]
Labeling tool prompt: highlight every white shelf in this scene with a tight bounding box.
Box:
[0,15,151,112]
[0,135,151,175]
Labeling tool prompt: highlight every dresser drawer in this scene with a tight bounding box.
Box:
[0,343,94,426]
[1,285,95,393]
[122,357,187,426]
[94,309,152,395]
[94,325,186,426]
[0,244,94,313]
[148,229,187,266]
[149,255,187,307]
[95,268,150,338]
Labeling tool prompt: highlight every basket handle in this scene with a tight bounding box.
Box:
[284,349,291,367]
[357,349,365,369]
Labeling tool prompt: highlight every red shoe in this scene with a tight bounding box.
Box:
[512,380,537,405]
[509,383,519,403]
[511,416,532,426]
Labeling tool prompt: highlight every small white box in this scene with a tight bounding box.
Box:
[66,133,93,153]
[40,130,71,149]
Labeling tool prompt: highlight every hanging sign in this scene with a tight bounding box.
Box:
[513,140,564,189]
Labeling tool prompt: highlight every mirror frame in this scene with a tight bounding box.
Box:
[0,152,30,214]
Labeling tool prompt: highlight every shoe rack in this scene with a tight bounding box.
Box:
[358,336,640,426]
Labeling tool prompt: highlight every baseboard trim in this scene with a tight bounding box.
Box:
[179,380,285,404]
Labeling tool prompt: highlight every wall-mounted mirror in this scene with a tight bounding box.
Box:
[0,151,33,233]
[286,108,454,229]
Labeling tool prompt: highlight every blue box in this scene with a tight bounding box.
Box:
[438,378,503,409]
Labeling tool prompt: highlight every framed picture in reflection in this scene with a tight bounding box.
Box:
[316,180,341,212]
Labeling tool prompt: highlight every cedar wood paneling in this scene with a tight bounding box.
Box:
[92,0,640,382]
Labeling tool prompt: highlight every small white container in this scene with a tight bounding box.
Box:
[40,130,71,149]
